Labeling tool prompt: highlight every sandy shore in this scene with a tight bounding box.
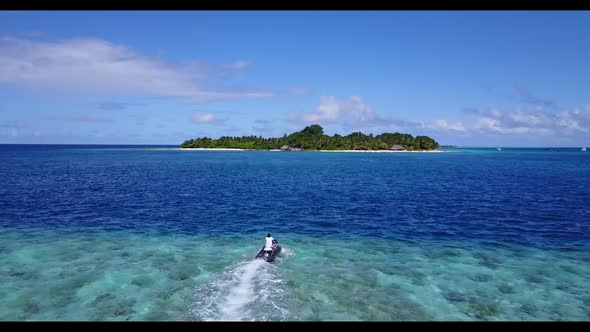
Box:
[179,148,448,153]
[179,148,250,151]
[317,149,447,153]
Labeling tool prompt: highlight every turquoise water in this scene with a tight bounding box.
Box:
[2,229,588,321]
[0,145,589,320]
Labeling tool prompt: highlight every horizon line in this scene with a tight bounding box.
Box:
[0,143,588,149]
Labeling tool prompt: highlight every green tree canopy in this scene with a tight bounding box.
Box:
[181,124,439,151]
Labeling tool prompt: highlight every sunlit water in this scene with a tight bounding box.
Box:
[0,145,589,320]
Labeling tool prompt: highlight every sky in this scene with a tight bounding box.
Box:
[1,11,589,146]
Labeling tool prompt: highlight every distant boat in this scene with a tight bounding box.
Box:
[583,147,587,152]
[497,147,502,151]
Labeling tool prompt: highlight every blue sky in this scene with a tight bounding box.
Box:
[1,11,589,146]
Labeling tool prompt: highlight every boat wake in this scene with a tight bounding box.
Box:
[187,250,294,321]
[278,247,296,259]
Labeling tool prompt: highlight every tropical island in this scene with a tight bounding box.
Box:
[181,124,439,151]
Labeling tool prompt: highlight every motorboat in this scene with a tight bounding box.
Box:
[255,239,281,262]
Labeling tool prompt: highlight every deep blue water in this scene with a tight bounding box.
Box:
[1,145,589,249]
[1,145,589,321]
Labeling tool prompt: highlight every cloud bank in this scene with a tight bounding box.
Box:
[287,95,590,140]
[0,36,272,103]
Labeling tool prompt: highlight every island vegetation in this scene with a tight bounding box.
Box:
[181,124,439,151]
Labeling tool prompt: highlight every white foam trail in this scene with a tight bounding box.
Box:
[219,259,266,321]
[188,248,295,321]
[280,247,296,258]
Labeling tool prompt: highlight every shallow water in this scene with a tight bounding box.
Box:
[1,229,588,321]
[0,145,589,320]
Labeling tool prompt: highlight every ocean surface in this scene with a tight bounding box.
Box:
[1,145,589,321]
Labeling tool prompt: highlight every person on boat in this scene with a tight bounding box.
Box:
[264,233,275,257]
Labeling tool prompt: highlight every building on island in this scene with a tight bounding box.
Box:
[280,145,301,152]
[389,144,406,151]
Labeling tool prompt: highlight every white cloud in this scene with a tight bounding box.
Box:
[287,94,590,141]
[191,113,226,125]
[292,95,379,125]
[222,60,251,69]
[428,119,466,132]
[192,113,215,123]
[507,110,547,126]
[348,96,377,123]
[0,37,272,103]
[452,106,590,137]
[288,95,421,132]
[300,96,343,123]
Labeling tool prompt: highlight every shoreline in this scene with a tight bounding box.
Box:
[179,148,252,151]
[317,149,447,153]
[179,148,449,153]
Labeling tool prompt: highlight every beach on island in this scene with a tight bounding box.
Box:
[178,148,450,153]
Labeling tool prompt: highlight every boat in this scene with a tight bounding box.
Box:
[497,147,502,151]
[583,147,587,152]
[255,239,281,262]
